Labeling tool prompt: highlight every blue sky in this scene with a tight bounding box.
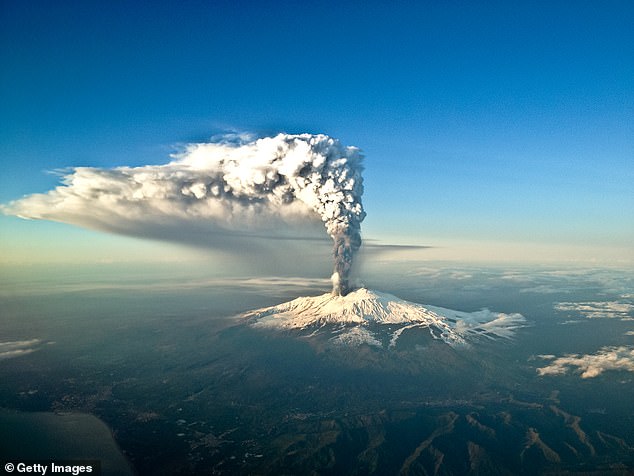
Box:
[1,1,633,267]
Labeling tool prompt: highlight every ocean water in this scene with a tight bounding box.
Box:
[1,262,633,474]
[0,409,133,476]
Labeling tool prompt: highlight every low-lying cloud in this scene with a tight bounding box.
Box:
[554,301,634,320]
[0,339,43,361]
[536,346,634,378]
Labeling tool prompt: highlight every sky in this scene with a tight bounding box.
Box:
[1,0,633,270]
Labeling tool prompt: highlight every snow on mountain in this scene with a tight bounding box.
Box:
[240,288,526,347]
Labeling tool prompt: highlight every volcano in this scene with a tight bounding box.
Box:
[241,288,526,348]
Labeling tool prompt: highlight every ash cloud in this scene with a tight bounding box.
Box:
[2,134,365,294]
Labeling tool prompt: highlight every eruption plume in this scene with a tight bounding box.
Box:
[2,133,365,294]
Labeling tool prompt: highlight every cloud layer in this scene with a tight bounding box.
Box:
[537,346,634,378]
[554,301,634,320]
[0,339,43,361]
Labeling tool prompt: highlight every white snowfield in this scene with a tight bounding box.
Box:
[241,288,526,347]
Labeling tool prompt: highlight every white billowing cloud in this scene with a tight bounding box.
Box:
[0,339,42,360]
[536,346,634,378]
[2,134,365,293]
[554,301,634,320]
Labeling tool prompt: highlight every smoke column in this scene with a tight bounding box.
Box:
[3,133,365,295]
[197,133,366,295]
[179,133,366,295]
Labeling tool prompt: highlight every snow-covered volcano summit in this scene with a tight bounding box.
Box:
[241,288,525,347]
